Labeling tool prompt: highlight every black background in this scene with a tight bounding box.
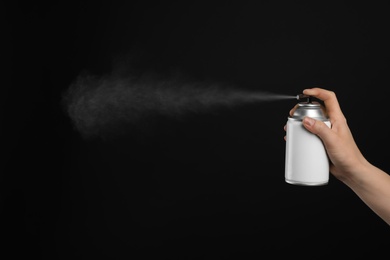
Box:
[6,1,390,259]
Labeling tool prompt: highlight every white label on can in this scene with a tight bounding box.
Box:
[285,119,331,185]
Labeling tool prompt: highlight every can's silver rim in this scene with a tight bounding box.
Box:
[289,102,328,121]
[285,179,329,186]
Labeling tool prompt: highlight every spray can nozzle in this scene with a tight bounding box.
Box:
[296,94,312,103]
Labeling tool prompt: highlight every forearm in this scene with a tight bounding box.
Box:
[342,163,390,225]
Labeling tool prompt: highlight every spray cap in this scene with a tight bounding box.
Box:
[296,94,310,100]
[290,99,328,121]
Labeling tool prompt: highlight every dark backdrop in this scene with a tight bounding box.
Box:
[6,1,390,259]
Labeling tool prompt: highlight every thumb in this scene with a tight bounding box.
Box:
[302,116,332,142]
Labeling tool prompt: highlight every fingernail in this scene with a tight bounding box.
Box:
[303,117,315,126]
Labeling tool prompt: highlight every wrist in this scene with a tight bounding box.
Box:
[339,159,374,188]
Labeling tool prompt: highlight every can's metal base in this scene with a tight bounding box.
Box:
[285,179,328,186]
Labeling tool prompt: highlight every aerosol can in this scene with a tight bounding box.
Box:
[285,95,331,186]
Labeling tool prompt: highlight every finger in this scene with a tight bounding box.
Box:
[302,116,335,145]
[289,103,300,116]
[302,88,344,120]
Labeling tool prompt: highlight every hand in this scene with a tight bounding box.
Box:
[284,87,367,181]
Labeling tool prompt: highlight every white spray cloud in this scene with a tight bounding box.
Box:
[62,71,294,140]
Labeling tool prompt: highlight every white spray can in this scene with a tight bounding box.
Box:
[285,95,331,186]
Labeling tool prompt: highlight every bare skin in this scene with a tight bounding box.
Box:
[284,87,390,225]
